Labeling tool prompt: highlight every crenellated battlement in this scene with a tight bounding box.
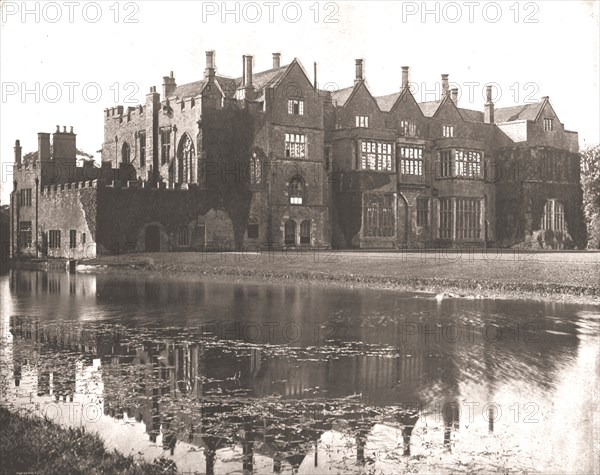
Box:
[104,104,145,123]
[41,179,104,196]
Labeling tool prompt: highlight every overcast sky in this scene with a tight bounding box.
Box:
[1,0,598,203]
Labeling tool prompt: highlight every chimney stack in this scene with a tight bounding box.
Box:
[441,74,449,98]
[272,52,281,69]
[484,85,494,124]
[451,88,458,103]
[38,132,51,161]
[14,139,22,165]
[244,55,253,86]
[401,66,409,90]
[205,51,216,79]
[162,71,177,97]
[355,59,364,84]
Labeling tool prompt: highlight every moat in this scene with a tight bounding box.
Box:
[1,270,598,474]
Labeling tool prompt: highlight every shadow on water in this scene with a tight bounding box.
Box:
[1,270,599,474]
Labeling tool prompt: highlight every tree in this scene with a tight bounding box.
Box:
[580,145,600,249]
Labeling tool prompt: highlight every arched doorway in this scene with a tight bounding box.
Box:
[145,225,160,252]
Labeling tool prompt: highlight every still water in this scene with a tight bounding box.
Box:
[1,270,598,474]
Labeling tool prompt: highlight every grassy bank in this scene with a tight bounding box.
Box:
[0,407,168,475]
[82,250,600,304]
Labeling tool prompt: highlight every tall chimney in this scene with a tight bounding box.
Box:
[441,74,449,98]
[205,51,216,79]
[14,139,22,164]
[401,66,409,90]
[162,71,177,97]
[272,52,281,69]
[38,132,51,161]
[245,55,253,86]
[355,59,364,84]
[484,85,494,124]
[451,88,458,103]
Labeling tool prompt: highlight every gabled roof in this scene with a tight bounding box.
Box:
[215,75,238,98]
[458,108,484,122]
[418,100,443,117]
[170,80,207,100]
[235,64,289,92]
[494,102,544,123]
[375,92,401,112]
[330,86,354,107]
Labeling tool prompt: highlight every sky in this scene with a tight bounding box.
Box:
[1,0,599,204]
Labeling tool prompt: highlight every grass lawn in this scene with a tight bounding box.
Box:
[0,407,169,475]
[85,250,600,303]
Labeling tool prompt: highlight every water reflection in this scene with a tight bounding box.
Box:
[1,271,599,474]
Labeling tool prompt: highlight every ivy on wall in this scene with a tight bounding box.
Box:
[495,146,586,248]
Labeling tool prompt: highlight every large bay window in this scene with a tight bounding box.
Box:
[439,197,483,240]
[363,193,395,238]
[399,146,423,175]
[438,149,482,178]
[357,141,393,171]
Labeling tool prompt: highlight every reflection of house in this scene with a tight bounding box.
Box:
[10,52,585,257]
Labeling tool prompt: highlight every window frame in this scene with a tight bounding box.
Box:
[358,140,394,172]
[416,198,430,227]
[19,221,32,248]
[287,99,305,115]
[289,176,304,205]
[355,115,369,128]
[362,193,396,238]
[442,125,455,138]
[285,133,306,159]
[399,146,424,176]
[49,230,61,249]
[69,229,77,249]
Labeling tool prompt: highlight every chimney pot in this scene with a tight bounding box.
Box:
[272,52,281,69]
[484,85,495,124]
[14,139,22,164]
[245,55,254,86]
[63,126,67,133]
[441,74,449,97]
[451,88,458,103]
[56,125,60,132]
[401,66,409,90]
[355,59,364,84]
[70,126,74,133]
[170,71,174,79]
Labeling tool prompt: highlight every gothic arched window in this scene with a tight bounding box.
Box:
[121,142,131,164]
[250,153,262,184]
[177,134,195,184]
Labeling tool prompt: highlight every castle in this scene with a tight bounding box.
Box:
[9,51,585,259]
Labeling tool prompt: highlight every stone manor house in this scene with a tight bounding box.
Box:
[9,51,585,259]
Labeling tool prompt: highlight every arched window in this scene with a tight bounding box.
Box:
[284,220,296,245]
[300,220,311,244]
[541,199,565,233]
[121,142,131,164]
[177,134,195,184]
[177,225,189,246]
[289,177,304,205]
[250,153,262,184]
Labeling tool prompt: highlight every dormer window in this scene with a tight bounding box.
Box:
[442,125,454,138]
[355,115,369,127]
[288,99,304,115]
[543,118,554,131]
